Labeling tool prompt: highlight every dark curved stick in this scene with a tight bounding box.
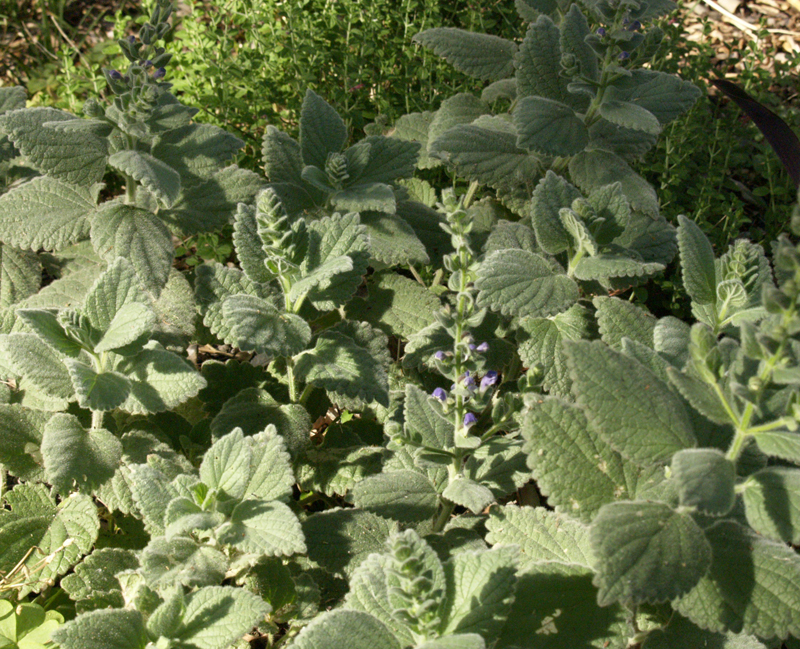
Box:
[711,78,800,189]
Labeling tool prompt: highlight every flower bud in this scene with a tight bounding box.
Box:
[432,388,447,402]
[463,413,478,428]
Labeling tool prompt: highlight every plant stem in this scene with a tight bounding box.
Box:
[91,410,103,430]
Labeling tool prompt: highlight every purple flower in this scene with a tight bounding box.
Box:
[596,27,606,36]
[143,59,154,68]
[618,51,630,60]
[476,342,489,353]
[463,413,478,428]
[109,70,123,80]
[154,67,166,79]
[469,343,477,351]
[128,35,136,43]
[434,351,446,361]
[432,388,447,402]
[480,371,499,391]
[628,20,641,31]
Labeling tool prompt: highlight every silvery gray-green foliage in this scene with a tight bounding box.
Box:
[1,1,800,648]
[0,0,262,309]
[263,89,441,268]
[392,0,698,297]
[405,0,699,208]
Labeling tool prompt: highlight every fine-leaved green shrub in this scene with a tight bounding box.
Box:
[0,1,799,648]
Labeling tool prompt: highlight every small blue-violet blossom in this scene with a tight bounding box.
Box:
[154,67,166,79]
[463,413,478,428]
[432,388,447,402]
[480,371,499,391]
[109,70,123,80]
[434,351,446,361]
[476,342,489,353]
[596,27,606,36]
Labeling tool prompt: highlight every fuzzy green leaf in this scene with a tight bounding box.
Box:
[65,360,131,411]
[139,536,227,590]
[476,248,579,318]
[0,107,108,185]
[359,212,429,265]
[565,341,696,464]
[498,562,627,649]
[210,388,311,460]
[392,111,437,169]
[593,296,656,350]
[598,97,661,135]
[428,94,488,157]
[591,501,711,606]
[0,176,96,250]
[677,215,717,305]
[465,437,530,500]
[352,470,439,523]
[300,89,347,170]
[522,398,627,522]
[244,426,296,501]
[163,586,268,649]
[294,332,389,406]
[222,294,311,357]
[671,449,736,515]
[346,272,440,339]
[233,203,272,285]
[331,183,396,214]
[0,244,40,309]
[642,614,767,649]
[200,428,251,501]
[217,499,306,556]
[404,383,454,449]
[429,124,539,190]
[194,262,269,342]
[0,483,99,597]
[162,165,266,236]
[518,304,592,396]
[81,257,150,333]
[108,150,181,207]
[573,255,665,281]
[116,344,206,414]
[301,212,370,311]
[0,333,74,400]
[94,302,157,354]
[353,135,420,185]
[152,123,244,180]
[752,429,800,464]
[413,28,517,81]
[528,171,582,254]
[515,16,571,105]
[569,151,659,217]
[741,467,800,545]
[0,404,47,481]
[51,609,147,649]
[442,477,495,514]
[611,70,702,125]
[90,204,173,297]
[291,609,401,649]
[514,96,588,156]
[674,520,800,638]
[560,5,599,82]
[303,508,396,577]
[486,504,594,568]
[127,463,177,535]
[61,547,139,601]
[667,366,731,424]
[442,546,518,638]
